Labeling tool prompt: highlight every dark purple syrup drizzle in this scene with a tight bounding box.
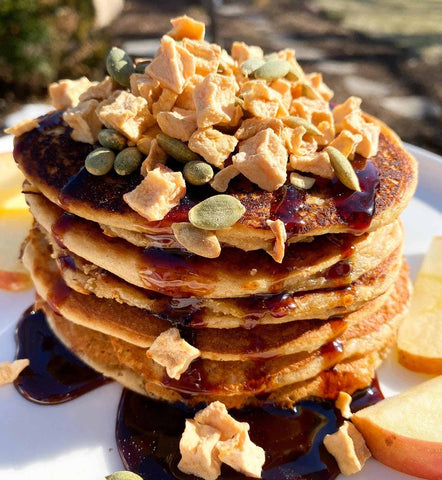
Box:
[14,308,109,404]
[116,379,383,480]
[12,307,384,479]
[331,161,380,232]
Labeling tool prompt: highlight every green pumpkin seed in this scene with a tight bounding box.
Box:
[114,147,143,176]
[254,60,291,82]
[98,129,127,151]
[240,58,265,76]
[184,161,214,186]
[290,172,316,189]
[172,222,221,258]
[156,133,200,163]
[106,47,134,88]
[326,146,361,192]
[105,472,143,480]
[85,148,115,176]
[234,96,244,108]
[282,116,322,136]
[302,83,323,101]
[189,195,245,230]
[134,58,152,73]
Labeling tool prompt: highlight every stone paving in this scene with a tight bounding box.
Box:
[110,0,442,155]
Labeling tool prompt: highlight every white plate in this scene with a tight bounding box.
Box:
[0,136,441,480]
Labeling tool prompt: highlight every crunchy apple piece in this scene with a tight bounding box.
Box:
[140,139,167,175]
[282,126,306,155]
[235,118,284,141]
[266,219,287,263]
[333,96,362,129]
[241,81,286,118]
[136,125,162,155]
[123,165,186,221]
[4,118,39,137]
[0,359,30,386]
[231,41,263,64]
[146,35,195,94]
[152,88,179,116]
[178,420,222,480]
[63,99,102,144]
[210,165,239,192]
[79,76,116,102]
[193,73,237,128]
[188,128,238,168]
[290,151,334,179]
[175,74,203,110]
[129,74,161,108]
[217,430,265,479]
[183,39,221,76]
[49,76,92,109]
[291,97,333,126]
[324,421,371,475]
[97,90,154,142]
[307,72,334,101]
[233,128,287,191]
[195,402,248,440]
[328,130,363,158]
[147,327,200,380]
[342,112,380,158]
[336,391,353,419]
[168,15,205,41]
[157,108,197,141]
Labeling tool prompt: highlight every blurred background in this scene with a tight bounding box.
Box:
[1,0,441,154]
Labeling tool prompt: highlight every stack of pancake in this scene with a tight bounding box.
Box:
[13,108,416,409]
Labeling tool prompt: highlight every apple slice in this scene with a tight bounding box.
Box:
[0,151,26,205]
[352,376,442,480]
[0,214,33,291]
[0,151,33,291]
[398,237,442,374]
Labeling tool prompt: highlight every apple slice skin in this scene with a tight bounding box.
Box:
[353,414,442,480]
[398,349,442,376]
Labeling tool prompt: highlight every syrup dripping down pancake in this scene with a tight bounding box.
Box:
[14,111,417,252]
[26,191,403,298]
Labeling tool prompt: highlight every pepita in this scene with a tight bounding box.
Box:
[134,58,152,73]
[156,133,200,163]
[98,128,127,151]
[254,60,291,82]
[183,161,214,186]
[326,146,361,192]
[114,147,143,176]
[188,195,245,230]
[290,172,316,189]
[240,58,265,76]
[302,83,323,101]
[85,148,115,176]
[106,47,134,88]
[172,222,221,258]
[105,472,143,480]
[285,68,300,82]
[282,116,322,136]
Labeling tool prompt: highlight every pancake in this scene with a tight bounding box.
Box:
[91,271,410,395]
[22,226,409,361]
[14,111,417,252]
[50,234,404,328]
[43,302,390,408]
[26,190,404,298]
